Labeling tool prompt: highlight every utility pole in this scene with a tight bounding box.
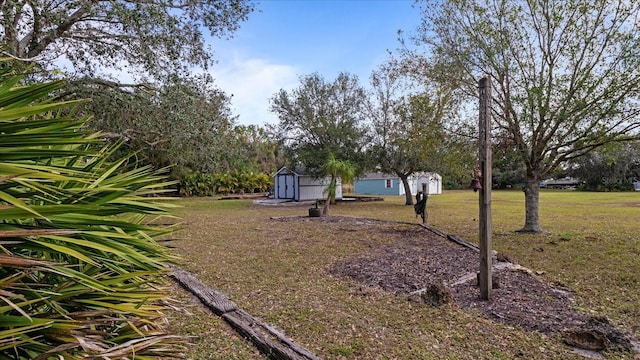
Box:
[478,77,493,300]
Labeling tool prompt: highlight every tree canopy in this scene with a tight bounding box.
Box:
[413,0,640,232]
[567,141,640,191]
[1,0,255,78]
[269,72,369,177]
[368,61,466,204]
[77,74,239,174]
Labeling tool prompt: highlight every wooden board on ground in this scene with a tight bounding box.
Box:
[169,265,321,360]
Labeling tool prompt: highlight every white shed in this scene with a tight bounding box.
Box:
[414,172,442,195]
[273,166,342,202]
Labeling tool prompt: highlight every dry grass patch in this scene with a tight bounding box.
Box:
[166,192,639,359]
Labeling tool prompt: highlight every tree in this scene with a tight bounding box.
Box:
[414,0,640,232]
[369,62,459,205]
[1,0,255,79]
[78,74,239,174]
[567,141,640,191]
[232,124,284,174]
[269,72,369,176]
[492,131,527,189]
[322,154,355,215]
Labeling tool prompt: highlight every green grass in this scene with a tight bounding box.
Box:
[167,190,640,359]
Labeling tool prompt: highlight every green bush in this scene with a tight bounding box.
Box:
[178,171,273,196]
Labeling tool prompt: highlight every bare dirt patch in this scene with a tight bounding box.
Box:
[274,215,637,354]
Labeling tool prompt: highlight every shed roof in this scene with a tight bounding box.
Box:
[357,172,398,180]
[357,171,441,181]
[274,166,309,176]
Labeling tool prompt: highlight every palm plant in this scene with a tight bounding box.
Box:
[0,61,184,359]
[322,154,355,215]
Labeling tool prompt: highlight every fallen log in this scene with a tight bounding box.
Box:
[168,265,322,360]
[418,223,447,238]
[223,309,322,360]
[169,265,237,315]
[446,234,480,252]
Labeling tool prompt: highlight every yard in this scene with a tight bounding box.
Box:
[165,191,640,359]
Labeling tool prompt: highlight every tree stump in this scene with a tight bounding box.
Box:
[412,284,454,307]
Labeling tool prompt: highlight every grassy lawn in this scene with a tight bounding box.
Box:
[166,190,639,359]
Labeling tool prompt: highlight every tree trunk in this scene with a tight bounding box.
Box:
[322,201,329,216]
[519,178,542,233]
[400,175,414,205]
[323,176,336,216]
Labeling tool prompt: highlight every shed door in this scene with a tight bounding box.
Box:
[277,174,295,199]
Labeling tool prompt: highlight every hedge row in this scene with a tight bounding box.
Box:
[178,171,273,197]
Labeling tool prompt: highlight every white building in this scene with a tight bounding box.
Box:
[273,166,342,202]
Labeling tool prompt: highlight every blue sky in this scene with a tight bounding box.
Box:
[209,0,423,126]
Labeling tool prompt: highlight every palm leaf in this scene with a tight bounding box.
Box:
[0,60,184,358]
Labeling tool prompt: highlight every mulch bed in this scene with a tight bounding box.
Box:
[275,215,637,354]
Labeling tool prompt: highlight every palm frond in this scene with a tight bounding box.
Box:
[0,61,184,358]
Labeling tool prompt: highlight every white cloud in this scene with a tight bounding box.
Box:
[56,51,299,127]
[211,56,299,126]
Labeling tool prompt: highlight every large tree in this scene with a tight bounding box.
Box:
[269,72,369,176]
[232,124,284,174]
[567,141,640,191]
[414,0,640,232]
[0,0,254,78]
[79,74,238,173]
[369,62,461,205]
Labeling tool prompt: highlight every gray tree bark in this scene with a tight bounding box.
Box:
[400,175,414,205]
[520,178,542,233]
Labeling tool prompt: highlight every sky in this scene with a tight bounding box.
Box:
[208,0,423,126]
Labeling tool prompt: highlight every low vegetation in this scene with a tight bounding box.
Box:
[0,63,182,358]
[177,171,272,197]
[167,191,639,359]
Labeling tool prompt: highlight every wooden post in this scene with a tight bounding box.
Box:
[422,183,427,224]
[478,77,493,300]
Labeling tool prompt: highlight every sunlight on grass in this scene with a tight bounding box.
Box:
[169,191,639,359]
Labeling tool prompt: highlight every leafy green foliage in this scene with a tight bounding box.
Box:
[0,61,183,358]
[321,154,355,215]
[77,74,239,174]
[1,0,255,78]
[567,141,640,191]
[269,72,369,177]
[178,171,273,197]
[368,62,473,202]
[232,125,285,174]
[492,132,527,189]
[413,0,640,231]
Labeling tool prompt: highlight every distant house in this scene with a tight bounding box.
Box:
[273,166,342,202]
[354,172,442,196]
[635,181,640,191]
[540,177,580,189]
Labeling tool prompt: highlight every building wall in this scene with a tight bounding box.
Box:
[274,166,342,202]
[354,178,401,195]
[400,177,419,196]
[274,173,296,199]
[414,174,442,195]
[298,176,342,201]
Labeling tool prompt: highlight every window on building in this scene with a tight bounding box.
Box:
[385,179,392,188]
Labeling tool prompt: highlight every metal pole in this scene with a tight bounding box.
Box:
[478,77,493,300]
[422,183,427,224]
